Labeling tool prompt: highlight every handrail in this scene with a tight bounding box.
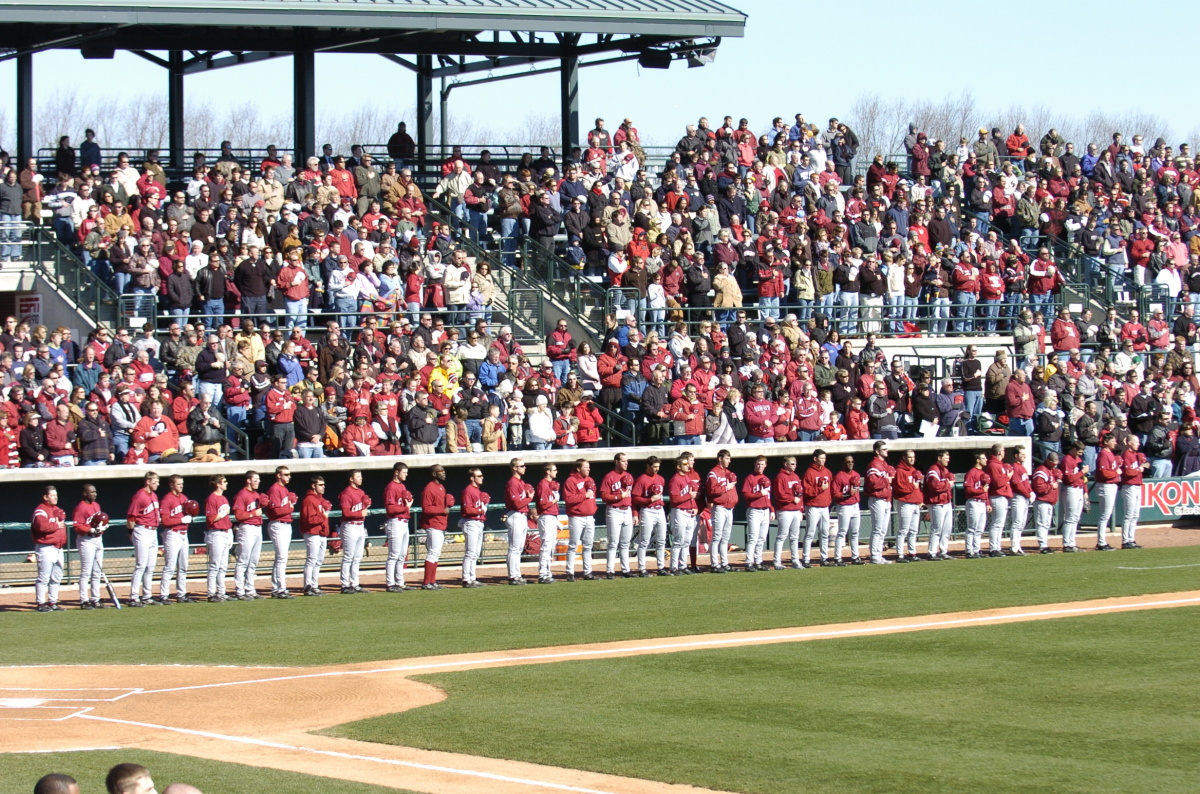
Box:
[592,400,638,447]
[26,225,122,330]
[520,236,607,336]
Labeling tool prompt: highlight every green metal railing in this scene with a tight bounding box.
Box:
[26,225,121,329]
[521,236,607,334]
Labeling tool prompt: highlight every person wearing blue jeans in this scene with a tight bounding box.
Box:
[500,217,519,268]
[241,295,270,328]
[837,290,859,335]
[0,213,21,261]
[953,290,977,332]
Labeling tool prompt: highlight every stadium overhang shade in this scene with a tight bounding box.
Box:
[0,0,747,165]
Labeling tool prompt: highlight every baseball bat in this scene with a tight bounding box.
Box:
[100,570,122,610]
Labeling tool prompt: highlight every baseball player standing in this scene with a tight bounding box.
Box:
[564,459,598,580]
[923,450,954,560]
[383,462,414,592]
[667,452,701,575]
[1120,435,1147,549]
[864,441,896,564]
[231,471,265,599]
[832,455,863,564]
[204,474,235,600]
[632,456,668,575]
[265,465,298,598]
[1059,441,1088,552]
[298,475,332,595]
[893,449,924,562]
[72,484,108,609]
[126,471,161,606]
[338,469,371,592]
[963,452,991,558]
[31,485,67,612]
[776,455,807,568]
[459,467,488,587]
[985,444,1013,557]
[1031,452,1061,554]
[1009,446,1032,554]
[419,464,453,589]
[535,463,562,583]
[706,450,739,573]
[742,456,773,569]
[1094,433,1121,551]
[601,452,635,578]
[504,458,535,585]
[159,475,194,604]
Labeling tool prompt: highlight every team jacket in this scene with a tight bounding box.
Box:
[894,462,924,504]
[1031,465,1062,504]
[265,482,298,521]
[800,465,831,508]
[1121,450,1146,486]
[864,456,895,500]
[771,468,803,511]
[705,465,739,509]
[1011,463,1032,499]
[461,485,489,521]
[563,474,599,517]
[668,470,701,512]
[963,468,991,502]
[72,500,103,535]
[31,502,67,547]
[127,489,161,528]
[421,481,454,530]
[535,479,561,516]
[600,470,634,509]
[505,476,535,513]
[232,488,264,526]
[985,458,1014,499]
[923,464,953,505]
[742,473,772,509]
[1095,449,1122,484]
[832,470,862,507]
[631,473,665,511]
[338,486,371,522]
[205,492,233,531]
[299,492,332,536]
[384,480,413,520]
[1061,453,1087,488]
[160,492,190,532]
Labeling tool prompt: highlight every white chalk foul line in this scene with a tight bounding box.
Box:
[1115,563,1200,570]
[139,594,1200,695]
[74,714,624,794]
[9,746,123,753]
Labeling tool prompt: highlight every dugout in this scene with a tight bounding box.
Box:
[0,437,1030,586]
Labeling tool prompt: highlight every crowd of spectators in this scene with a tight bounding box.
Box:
[1,114,1200,474]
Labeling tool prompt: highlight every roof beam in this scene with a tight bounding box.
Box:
[0,24,128,63]
[379,53,417,71]
[181,50,288,74]
[130,49,169,68]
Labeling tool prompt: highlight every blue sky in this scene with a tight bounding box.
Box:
[1,0,1197,150]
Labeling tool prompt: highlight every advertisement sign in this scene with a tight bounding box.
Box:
[17,294,41,326]
[1079,477,1200,525]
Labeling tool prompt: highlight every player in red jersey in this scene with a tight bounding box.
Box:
[1031,452,1062,554]
[963,453,991,558]
[127,471,161,606]
[338,469,371,592]
[633,457,668,575]
[72,483,108,609]
[1119,435,1148,549]
[459,467,489,587]
[564,459,599,580]
[601,452,635,578]
[265,465,298,598]
[534,462,562,583]
[204,474,235,600]
[158,474,194,603]
[706,449,739,572]
[667,452,701,575]
[383,462,414,591]
[232,470,265,599]
[504,458,535,585]
[419,464,454,589]
[31,485,67,611]
[742,455,772,570]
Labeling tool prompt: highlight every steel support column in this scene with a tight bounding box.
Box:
[439,77,449,150]
[416,54,434,169]
[16,53,33,165]
[167,51,185,169]
[293,50,316,161]
[559,53,579,170]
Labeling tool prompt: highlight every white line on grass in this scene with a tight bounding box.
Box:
[1115,563,1200,570]
[137,594,1200,695]
[74,714,625,794]
[8,746,122,753]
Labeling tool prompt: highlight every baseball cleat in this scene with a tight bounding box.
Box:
[421,583,442,590]
[1122,542,1142,549]
[1039,546,1053,554]
[80,601,95,610]
[1096,544,1115,551]
[582,573,597,580]
[49,603,64,611]
[896,557,911,563]
[538,576,554,584]
[128,598,145,607]
[604,572,615,579]
[36,603,51,612]
[177,594,196,603]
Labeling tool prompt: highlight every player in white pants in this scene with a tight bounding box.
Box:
[1060,442,1087,551]
[746,507,771,566]
[74,484,107,608]
[923,450,954,560]
[1031,452,1061,554]
[232,471,265,599]
[564,459,598,580]
[633,457,668,574]
[1120,436,1148,548]
[668,452,700,574]
[1094,434,1122,550]
[337,469,371,592]
[31,485,67,611]
[670,508,697,573]
[534,463,563,583]
[127,471,161,606]
[742,454,773,569]
[894,450,924,562]
[384,462,414,592]
[865,441,896,564]
[504,458,535,584]
[204,475,234,600]
[459,467,489,587]
[771,455,805,568]
[1008,446,1032,555]
[963,452,991,557]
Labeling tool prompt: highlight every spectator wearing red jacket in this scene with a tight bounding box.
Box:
[669,384,706,443]
[893,449,924,562]
[1119,309,1149,352]
[574,395,603,448]
[1005,369,1035,435]
[545,319,576,386]
[963,452,991,558]
[1050,307,1081,359]
[1031,453,1062,553]
[265,374,296,459]
[31,485,67,611]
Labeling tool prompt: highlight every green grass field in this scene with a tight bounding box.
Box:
[331,607,1200,794]
[4,545,1199,667]
[0,749,421,794]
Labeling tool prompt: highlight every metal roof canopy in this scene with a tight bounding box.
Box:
[0,0,747,166]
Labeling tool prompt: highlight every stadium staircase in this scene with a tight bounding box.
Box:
[0,222,119,333]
